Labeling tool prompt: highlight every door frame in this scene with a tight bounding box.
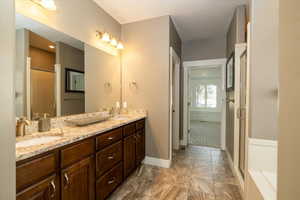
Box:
[169,47,181,161]
[233,43,247,191]
[183,58,227,150]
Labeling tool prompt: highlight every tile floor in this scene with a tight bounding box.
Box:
[108,146,243,200]
[190,121,221,148]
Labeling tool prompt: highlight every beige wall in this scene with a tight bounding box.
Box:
[122,16,170,160]
[183,37,226,61]
[0,0,16,198]
[56,42,85,116]
[249,0,279,140]
[278,0,300,198]
[16,0,121,56]
[85,44,121,112]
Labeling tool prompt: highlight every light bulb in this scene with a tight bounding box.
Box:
[101,32,110,42]
[110,38,118,47]
[117,42,124,50]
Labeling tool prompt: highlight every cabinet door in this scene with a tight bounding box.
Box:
[61,157,95,200]
[17,175,58,200]
[136,130,145,165]
[123,135,136,178]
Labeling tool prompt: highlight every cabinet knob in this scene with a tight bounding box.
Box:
[108,177,115,185]
[108,137,114,140]
[108,155,115,160]
[49,180,56,199]
[64,173,70,186]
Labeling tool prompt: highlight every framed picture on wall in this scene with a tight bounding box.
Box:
[226,53,235,91]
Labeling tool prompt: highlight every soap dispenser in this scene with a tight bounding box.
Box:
[38,113,51,132]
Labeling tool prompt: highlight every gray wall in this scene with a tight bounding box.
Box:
[85,44,121,112]
[0,0,16,198]
[227,5,247,57]
[169,18,182,57]
[122,16,170,160]
[226,5,247,159]
[56,42,85,116]
[278,0,300,198]
[249,0,279,140]
[183,37,226,61]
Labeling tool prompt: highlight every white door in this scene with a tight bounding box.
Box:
[238,50,247,178]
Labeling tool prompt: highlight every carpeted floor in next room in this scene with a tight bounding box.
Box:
[108,146,243,200]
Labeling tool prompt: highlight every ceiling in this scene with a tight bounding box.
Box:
[16,13,84,50]
[93,0,247,42]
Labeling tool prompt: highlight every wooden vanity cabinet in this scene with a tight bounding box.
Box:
[16,152,59,200]
[17,175,59,200]
[123,119,146,178]
[136,129,145,165]
[16,118,146,200]
[60,138,95,200]
[123,134,136,178]
[61,157,95,200]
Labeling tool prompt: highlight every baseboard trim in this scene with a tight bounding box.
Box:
[143,156,171,168]
[225,149,245,193]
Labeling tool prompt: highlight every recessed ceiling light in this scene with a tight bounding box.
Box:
[49,45,55,49]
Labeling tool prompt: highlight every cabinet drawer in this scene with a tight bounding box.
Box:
[96,128,122,150]
[96,162,123,200]
[17,175,59,200]
[136,119,145,130]
[123,123,136,137]
[96,141,122,177]
[61,138,94,168]
[16,153,57,192]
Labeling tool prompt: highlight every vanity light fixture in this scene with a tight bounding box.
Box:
[96,31,125,50]
[31,0,57,11]
[102,32,111,42]
[110,38,118,47]
[117,42,124,50]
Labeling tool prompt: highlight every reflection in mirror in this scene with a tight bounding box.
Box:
[65,69,85,93]
[15,13,121,121]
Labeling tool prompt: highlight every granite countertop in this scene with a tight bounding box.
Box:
[16,113,146,162]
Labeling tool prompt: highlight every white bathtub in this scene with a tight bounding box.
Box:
[248,138,277,200]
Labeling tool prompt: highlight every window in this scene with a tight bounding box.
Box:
[193,84,217,109]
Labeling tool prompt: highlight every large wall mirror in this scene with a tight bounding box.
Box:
[15,13,121,120]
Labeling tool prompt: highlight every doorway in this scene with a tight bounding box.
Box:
[169,47,181,160]
[183,59,226,149]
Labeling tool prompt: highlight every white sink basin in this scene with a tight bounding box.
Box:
[16,136,61,148]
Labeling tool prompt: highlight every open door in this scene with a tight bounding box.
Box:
[238,50,247,177]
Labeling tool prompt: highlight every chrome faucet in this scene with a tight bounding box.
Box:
[16,117,30,137]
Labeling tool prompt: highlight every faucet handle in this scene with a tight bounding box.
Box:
[18,117,30,125]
